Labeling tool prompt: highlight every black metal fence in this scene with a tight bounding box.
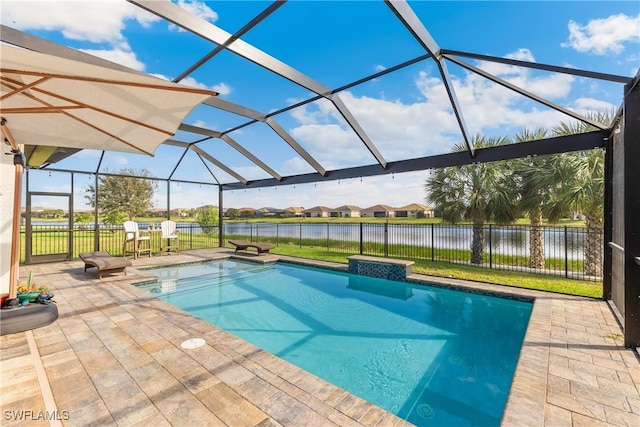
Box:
[225,222,602,281]
[21,222,603,281]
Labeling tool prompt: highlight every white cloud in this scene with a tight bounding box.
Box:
[562,13,640,55]
[280,157,315,176]
[113,155,129,165]
[211,82,232,96]
[573,97,616,113]
[2,0,157,45]
[179,77,230,94]
[177,0,218,21]
[79,48,146,71]
[170,0,218,31]
[2,0,158,72]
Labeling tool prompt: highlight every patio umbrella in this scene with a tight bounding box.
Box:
[0,44,218,300]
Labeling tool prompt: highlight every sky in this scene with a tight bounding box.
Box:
[2,0,639,212]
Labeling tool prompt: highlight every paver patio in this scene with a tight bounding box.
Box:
[1,249,638,426]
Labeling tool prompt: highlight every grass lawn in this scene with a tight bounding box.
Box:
[271,245,603,299]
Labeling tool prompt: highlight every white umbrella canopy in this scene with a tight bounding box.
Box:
[0,44,217,300]
[0,44,217,155]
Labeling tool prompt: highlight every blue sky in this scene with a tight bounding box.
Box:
[3,0,639,212]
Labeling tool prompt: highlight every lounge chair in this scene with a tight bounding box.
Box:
[79,251,132,278]
[228,240,274,256]
[122,221,151,259]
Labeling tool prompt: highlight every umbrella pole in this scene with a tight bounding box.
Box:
[1,119,23,299]
[9,160,23,299]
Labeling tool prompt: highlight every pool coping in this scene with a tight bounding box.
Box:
[2,249,638,426]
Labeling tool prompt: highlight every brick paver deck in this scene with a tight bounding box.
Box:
[1,249,638,426]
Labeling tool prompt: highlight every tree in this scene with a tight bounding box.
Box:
[42,208,64,219]
[197,206,219,236]
[425,135,519,264]
[513,128,574,269]
[225,208,240,219]
[85,168,157,220]
[102,211,128,228]
[551,112,610,277]
[74,212,93,229]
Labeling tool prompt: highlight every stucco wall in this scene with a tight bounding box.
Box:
[0,147,16,295]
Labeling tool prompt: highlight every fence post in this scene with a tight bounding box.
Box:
[489,224,493,269]
[299,222,302,248]
[326,223,329,251]
[384,222,388,257]
[565,226,569,278]
[359,223,363,254]
[431,223,435,261]
[276,223,279,246]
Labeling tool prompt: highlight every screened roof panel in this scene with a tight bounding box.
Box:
[239,0,427,88]
[181,103,254,135]
[188,48,316,113]
[223,122,317,178]
[169,146,217,183]
[164,181,217,210]
[126,21,218,81]
[47,149,103,174]
[98,143,186,179]
[190,136,278,183]
[340,59,463,161]
[277,99,380,170]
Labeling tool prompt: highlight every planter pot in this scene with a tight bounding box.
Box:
[18,292,41,303]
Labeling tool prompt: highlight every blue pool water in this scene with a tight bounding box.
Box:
[137,259,532,426]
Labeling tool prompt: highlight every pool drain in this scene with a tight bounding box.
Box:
[416,404,435,419]
[181,338,206,349]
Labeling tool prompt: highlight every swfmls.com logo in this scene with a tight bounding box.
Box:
[4,410,70,421]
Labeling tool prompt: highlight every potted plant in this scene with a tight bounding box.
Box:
[17,271,47,303]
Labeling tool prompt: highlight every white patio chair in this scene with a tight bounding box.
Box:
[160,220,180,254]
[122,221,151,259]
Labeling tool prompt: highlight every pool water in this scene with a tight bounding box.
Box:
[137,259,532,426]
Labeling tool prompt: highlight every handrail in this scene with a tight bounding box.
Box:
[608,242,625,253]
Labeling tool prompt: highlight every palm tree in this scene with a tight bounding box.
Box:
[513,128,574,269]
[551,112,611,277]
[426,134,519,264]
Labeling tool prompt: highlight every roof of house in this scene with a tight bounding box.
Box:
[362,204,395,212]
[302,206,332,212]
[332,205,362,211]
[396,203,433,211]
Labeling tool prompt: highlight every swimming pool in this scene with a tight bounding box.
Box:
[137,259,532,426]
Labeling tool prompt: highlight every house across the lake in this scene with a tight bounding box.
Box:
[395,203,435,218]
[303,206,332,218]
[361,204,396,218]
[330,205,362,218]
